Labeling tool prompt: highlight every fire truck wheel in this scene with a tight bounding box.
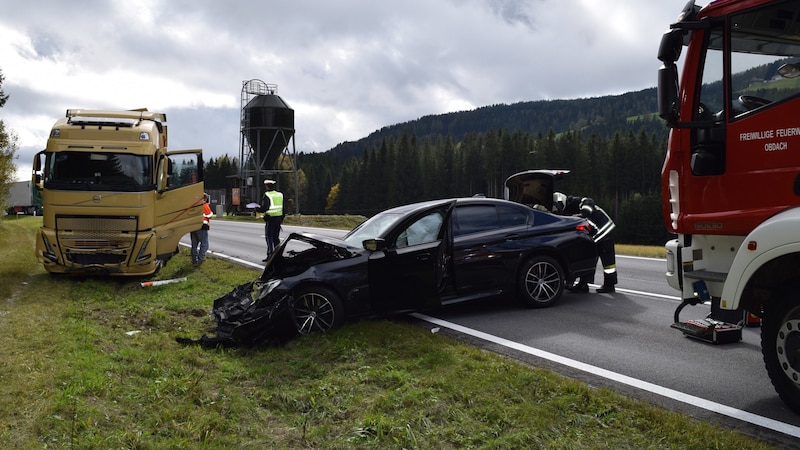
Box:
[762,300,800,413]
[517,255,564,308]
[291,286,345,335]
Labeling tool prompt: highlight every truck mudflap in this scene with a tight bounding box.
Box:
[670,280,743,344]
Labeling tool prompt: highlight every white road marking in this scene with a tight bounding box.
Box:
[178,243,263,270]
[411,312,800,439]
[191,244,797,438]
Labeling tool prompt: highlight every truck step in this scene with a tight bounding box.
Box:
[671,319,742,344]
[683,270,727,283]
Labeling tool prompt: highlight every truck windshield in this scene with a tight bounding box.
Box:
[45,152,153,192]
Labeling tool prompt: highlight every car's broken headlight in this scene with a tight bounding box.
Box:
[255,279,282,301]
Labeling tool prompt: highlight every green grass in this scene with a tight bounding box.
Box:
[0,216,777,448]
[616,243,665,258]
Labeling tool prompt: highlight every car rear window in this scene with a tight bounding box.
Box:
[497,205,529,227]
[453,204,528,236]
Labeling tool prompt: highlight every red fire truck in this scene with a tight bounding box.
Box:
[659,0,800,412]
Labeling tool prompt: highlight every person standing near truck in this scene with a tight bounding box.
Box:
[259,179,284,261]
[190,193,213,265]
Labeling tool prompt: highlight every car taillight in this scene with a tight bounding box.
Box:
[576,223,592,233]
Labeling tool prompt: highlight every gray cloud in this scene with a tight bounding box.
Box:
[0,0,688,180]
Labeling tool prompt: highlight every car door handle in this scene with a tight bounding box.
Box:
[505,234,519,241]
[417,253,431,261]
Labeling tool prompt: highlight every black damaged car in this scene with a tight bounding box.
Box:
[187,197,598,346]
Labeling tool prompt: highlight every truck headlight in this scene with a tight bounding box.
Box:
[136,235,153,262]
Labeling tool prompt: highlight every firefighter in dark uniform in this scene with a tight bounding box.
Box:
[553,192,617,293]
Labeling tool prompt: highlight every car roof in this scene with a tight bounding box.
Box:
[379,198,456,215]
[380,197,525,216]
[504,169,570,184]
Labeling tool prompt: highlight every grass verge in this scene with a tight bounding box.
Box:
[0,216,776,448]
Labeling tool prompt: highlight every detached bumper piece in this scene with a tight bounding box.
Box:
[671,318,742,344]
[176,281,298,347]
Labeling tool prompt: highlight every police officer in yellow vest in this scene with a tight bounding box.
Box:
[258,179,284,261]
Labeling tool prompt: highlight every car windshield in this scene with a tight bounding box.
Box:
[343,211,405,246]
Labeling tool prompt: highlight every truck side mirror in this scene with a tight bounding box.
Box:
[658,29,684,64]
[658,63,679,125]
[31,151,45,190]
[156,155,168,193]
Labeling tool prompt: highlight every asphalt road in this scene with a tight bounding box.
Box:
[190,220,800,446]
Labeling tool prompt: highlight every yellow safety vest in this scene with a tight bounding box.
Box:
[265,191,284,217]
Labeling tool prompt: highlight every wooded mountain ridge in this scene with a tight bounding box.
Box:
[323,87,665,162]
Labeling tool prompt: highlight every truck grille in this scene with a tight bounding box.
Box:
[56,216,139,265]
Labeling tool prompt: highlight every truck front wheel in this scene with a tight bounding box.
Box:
[762,298,800,413]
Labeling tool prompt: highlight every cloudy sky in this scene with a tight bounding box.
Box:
[1,0,689,181]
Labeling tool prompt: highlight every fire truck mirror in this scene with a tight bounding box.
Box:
[658,64,679,123]
[658,29,684,64]
[778,63,800,79]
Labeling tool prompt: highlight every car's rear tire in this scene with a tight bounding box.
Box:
[291,286,345,334]
[762,296,800,413]
[517,255,564,308]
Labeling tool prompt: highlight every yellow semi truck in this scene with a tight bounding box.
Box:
[32,109,204,276]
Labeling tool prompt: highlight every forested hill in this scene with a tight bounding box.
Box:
[324,87,664,162]
[229,86,673,245]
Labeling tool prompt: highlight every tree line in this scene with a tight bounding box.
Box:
[0,69,19,208]
[298,120,671,245]
[207,117,673,246]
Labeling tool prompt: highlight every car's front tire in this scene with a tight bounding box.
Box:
[291,286,345,334]
[518,255,564,308]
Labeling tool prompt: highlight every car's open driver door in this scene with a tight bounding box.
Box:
[367,200,456,313]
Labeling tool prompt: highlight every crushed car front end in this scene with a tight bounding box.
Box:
[204,232,368,345]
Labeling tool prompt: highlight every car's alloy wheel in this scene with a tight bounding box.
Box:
[518,255,564,308]
[291,286,345,334]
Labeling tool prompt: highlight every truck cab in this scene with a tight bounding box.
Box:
[658,0,800,412]
[33,109,204,276]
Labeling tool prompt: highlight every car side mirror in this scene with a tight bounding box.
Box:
[363,238,387,252]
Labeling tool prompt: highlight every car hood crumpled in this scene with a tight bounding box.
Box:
[176,232,360,347]
[259,232,359,281]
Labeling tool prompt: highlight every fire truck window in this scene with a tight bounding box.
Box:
[691,26,727,176]
[697,28,724,121]
[729,2,800,118]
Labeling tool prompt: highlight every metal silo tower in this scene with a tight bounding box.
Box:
[238,79,298,213]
